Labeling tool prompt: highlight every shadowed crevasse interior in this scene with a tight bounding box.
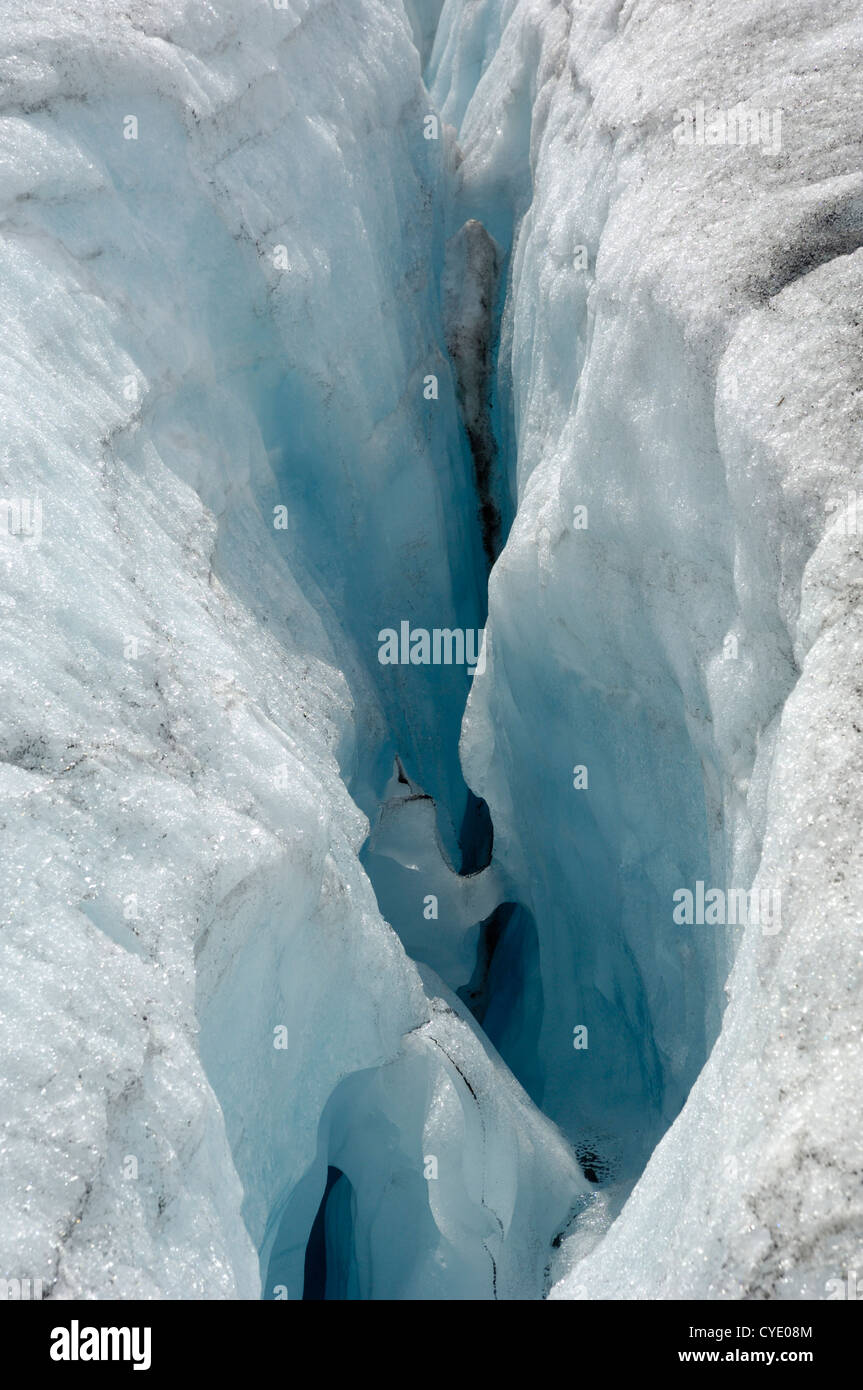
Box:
[250,6,731,1298]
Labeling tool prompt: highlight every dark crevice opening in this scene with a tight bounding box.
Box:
[458,901,516,1024]
[302,1166,346,1301]
[458,788,494,873]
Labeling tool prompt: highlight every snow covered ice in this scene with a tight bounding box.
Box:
[0,0,861,1305]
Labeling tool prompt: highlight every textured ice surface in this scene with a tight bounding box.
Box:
[434,0,863,1297]
[0,0,582,1299]
[264,965,587,1299]
[3,0,862,1303]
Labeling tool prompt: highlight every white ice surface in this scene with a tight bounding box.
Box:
[434,0,863,1296]
[0,0,581,1299]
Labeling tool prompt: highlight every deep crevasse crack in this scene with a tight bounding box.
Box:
[1,0,861,1307]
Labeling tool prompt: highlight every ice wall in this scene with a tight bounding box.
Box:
[0,0,584,1300]
[434,0,863,1295]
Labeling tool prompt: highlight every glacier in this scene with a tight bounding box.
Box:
[433,0,863,1298]
[0,0,861,1303]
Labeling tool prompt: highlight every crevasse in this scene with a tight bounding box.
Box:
[2,0,862,1304]
[0,0,587,1304]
